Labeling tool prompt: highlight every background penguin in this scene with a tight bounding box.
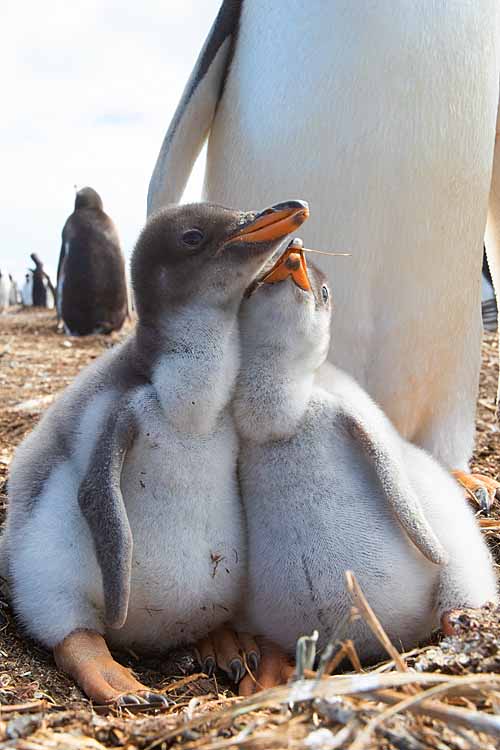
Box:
[0,271,10,312]
[482,250,498,332]
[21,273,33,306]
[9,275,20,306]
[231,243,497,695]
[29,253,55,308]
[148,1,500,495]
[57,187,128,336]
[30,253,47,307]
[0,199,308,704]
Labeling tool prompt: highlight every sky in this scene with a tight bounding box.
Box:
[1,0,221,283]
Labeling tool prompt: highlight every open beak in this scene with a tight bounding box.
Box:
[229,201,309,244]
[261,239,311,291]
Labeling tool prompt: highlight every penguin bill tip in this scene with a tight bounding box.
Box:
[233,201,309,244]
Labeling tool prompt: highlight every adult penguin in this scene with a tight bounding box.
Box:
[30,254,48,308]
[9,275,20,306]
[21,273,33,306]
[0,271,9,313]
[57,187,128,336]
[149,1,500,504]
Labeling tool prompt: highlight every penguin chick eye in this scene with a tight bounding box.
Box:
[321,285,329,304]
[182,229,204,247]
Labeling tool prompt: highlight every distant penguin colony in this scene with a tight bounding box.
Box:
[0,200,309,703]
[57,187,128,336]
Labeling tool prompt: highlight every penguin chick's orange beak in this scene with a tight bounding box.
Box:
[261,246,311,291]
[230,202,309,244]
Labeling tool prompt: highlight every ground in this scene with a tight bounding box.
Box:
[1,309,500,749]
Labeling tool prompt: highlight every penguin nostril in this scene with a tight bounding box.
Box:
[286,257,301,271]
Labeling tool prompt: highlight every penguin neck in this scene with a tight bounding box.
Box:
[136,302,240,434]
[233,344,315,443]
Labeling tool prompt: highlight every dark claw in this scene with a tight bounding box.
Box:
[203,656,216,677]
[248,652,259,673]
[230,658,244,684]
[474,487,491,515]
[144,692,170,706]
[118,693,145,706]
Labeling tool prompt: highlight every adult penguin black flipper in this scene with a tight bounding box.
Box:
[148,1,242,213]
[78,405,136,629]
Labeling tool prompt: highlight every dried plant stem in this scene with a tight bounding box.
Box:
[303,247,351,257]
[345,571,408,675]
[325,640,363,676]
[352,675,500,749]
[144,673,462,750]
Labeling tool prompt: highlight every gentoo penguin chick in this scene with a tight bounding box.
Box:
[57,187,128,335]
[0,200,309,703]
[233,242,497,694]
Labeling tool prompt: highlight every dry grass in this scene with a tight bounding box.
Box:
[1,309,500,749]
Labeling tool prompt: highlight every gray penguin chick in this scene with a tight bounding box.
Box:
[233,243,497,689]
[0,201,309,703]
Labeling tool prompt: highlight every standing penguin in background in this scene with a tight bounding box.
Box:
[482,250,498,332]
[232,242,497,694]
[0,200,308,704]
[9,275,20,306]
[57,187,128,336]
[149,1,500,505]
[21,273,33,306]
[29,253,54,308]
[0,271,10,313]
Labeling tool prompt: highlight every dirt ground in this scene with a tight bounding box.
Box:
[1,309,500,749]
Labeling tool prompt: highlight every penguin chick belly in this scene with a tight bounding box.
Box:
[240,395,439,662]
[107,407,245,652]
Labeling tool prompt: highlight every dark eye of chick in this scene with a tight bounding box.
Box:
[321,285,329,304]
[182,229,204,246]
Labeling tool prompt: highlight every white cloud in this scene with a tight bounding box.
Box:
[0,0,221,282]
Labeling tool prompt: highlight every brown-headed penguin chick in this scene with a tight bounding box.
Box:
[0,201,309,704]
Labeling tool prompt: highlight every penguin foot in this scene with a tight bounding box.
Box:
[195,626,260,685]
[54,629,169,706]
[239,638,294,696]
[452,470,500,514]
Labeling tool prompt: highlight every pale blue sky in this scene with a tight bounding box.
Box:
[1,0,221,283]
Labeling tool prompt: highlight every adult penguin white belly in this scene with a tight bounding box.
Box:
[149,1,500,471]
